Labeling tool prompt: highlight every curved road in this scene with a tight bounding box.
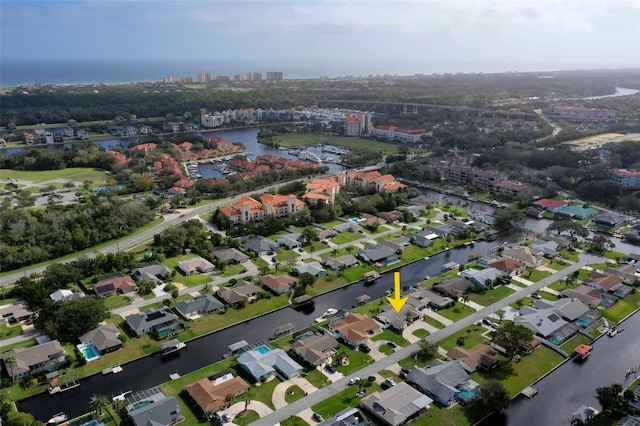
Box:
[253,252,602,426]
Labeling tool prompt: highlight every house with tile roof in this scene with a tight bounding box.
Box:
[342,170,406,193]
[184,374,249,417]
[446,344,499,373]
[488,257,526,276]
[259,274,297,294]
[532,199,569,212]
[79,324,123,354]
[583,270,634,298]
[3,340,66,380]
[360,382,433,426]
[407,360,479,407]
[93,274,137,297]
[175,294,225,320]
[237,347,302,382]
[291,334,339,366]
[560,285,605,309]
[219,193,305,225]
[328,313,381,347]
[304,176,341,205]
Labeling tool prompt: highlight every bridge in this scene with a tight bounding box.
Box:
[318,99,559,120]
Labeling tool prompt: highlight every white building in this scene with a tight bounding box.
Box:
[344,112,372,137]
[609,168,640,190]
[370,125,431,144]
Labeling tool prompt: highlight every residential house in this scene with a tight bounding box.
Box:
[379,210,404,223]
[124,306,181,338]
[174,294,225,320]
[360,382,432,426]
[320,408,372,426]
[24,132,35,144]
[237,347,302,381]
[216,281,260,306]
[593,212,626,228]
[277,232,304,249]
[530,239,560,258]
[556,205,598,220]
[433,277,473,299]
[92,274,137,297]
[360,213,387,227]
[127,392,182,426]
[532,199,568,212]
[212,248,249,264]
[219,193,305,225]
[315,228,337,240]
[545,298,591,322]
[291,334,339,366]
[322,254,359,271]
[177,257,215,275]
[377,305,421,331]
[405,287,455,311]
[357,244,397,265]
[379,236,410,254]
[446,344,499,373]
[132,262,173,284]
[328,313,381,347]
[243,236,279,255]
[488,257,526,277]
[407,231,435,248]
[184,374,249,417]
[502,246,544,268]
[514,306,574,340]
[560,285,605,309]
[408,360,480,407]
[49,289,82,302]
[460,268,506,289]
[259,274,297,294]
[604,264,639,284]
[584,271,634,298]
[423,224,453,238]
[3,340,66,380]
[292,261,327,277]
[79,323,123,354]
[0,301,34,324]
[334,221,364,233]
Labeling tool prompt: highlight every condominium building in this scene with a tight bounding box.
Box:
[341,170,406,193]
[233,74,244,82]
[179,76,194,84]
[266,71,283,81]
[219,193,306,225]
[609,168,640,190]
[344,112,372,137]
[444,166,506,191]
[162,75,175,83]
[197,72,212,83]
[370,125,431,144]
[216,74,231,81]
[246,72,263,81]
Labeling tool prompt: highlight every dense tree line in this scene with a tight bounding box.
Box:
[0,142,116,171]
[0,194,154,271]
[152,220,227,258]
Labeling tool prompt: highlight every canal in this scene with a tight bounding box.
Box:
[18,234,516,421]
[487,309,640,426]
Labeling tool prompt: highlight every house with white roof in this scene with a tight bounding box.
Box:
[237,347,302,382]
[360,382,432,426]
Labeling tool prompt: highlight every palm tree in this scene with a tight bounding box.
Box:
[462,294,470,309]
[89,394,109,415]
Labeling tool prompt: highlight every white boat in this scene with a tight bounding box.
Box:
[113,390,132,402]
[323,308,338,317]
[112,365,123,374]
[46,413,67,425]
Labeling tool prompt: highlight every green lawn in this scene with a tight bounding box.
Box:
[274,249,299,263]
[0,167,111,184]
[333,232,365,245]
[438,325,489,351]
[235,410,260,424]
[103,295,131,310]
[537,290,558,301]
[546,259,571,271]
[333,345,374,376]
[422,315,444,329]
[280,416,309,426]
[412,328,430,339]
[559,334,592,351]
[371,328,410,347]
[251,257,270,270]
[0,322,24,340]
[559,249,580,262]
[163,254,214,286]
[220,264,248,277]
[284,384,306,404]
[277,133,403,155]
[341,264,375,283]
[602,292,640,323]
[524,269,552,282]
[467,286,515,306]
[437,304,475,322]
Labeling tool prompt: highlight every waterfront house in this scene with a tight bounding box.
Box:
[407,360,480,407]
[259,274,297,294]
[560,285,606,309]
[292,261,327,277]
[328,313,381,347]
[3,340,66,380]
[184,374,249,417]
[604,264,639,284]
[216,281,260,306]
[593,212,626,228]
[174,294,225,320]
[488,257,526,277]
[514,306,575,341]
[127,391,182,426]
[407,231,435,248]
[433,277,473,299]
[291,334,339,366]
[132,261,173,284]
[360,382,432,426]
[379,236,410,253]
[237,347,302,382]
[377,305,421,331]
[446,344,499,373]
[405,287,455,311]
[125,306,181,338]
[532,199,568,212]
[502,246,544,268]
[177,256,215,275]
[92,274,137,297]
[212,248,249,264]
[583,271,634,298]
[79,324,123,354]
[530,239,560,258]
[357,244,397,265]
[460,268,506,289]
[556,205,598,220]
[322,254,359,271]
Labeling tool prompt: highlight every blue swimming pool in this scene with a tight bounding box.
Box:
[256,346,270,355]
[77,342,101,362]
[458,388,480,401]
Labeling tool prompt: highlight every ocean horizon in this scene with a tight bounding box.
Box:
[2,58,635,87]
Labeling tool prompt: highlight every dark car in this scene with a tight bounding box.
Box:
[324,364,336,374]
[312,412,324,422]
[387,341,398,349]
[359,343,371,353]
[381,381,393,390]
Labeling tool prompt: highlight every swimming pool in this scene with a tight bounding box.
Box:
[256,346,271,355]
[458,388,480,401]
[77,342,101,362]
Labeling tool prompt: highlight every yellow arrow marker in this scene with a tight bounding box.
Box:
[386,271,408,313]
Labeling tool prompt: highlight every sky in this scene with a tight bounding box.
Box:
[1,0,639,75]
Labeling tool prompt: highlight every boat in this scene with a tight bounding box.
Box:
[46,412,67,425]
[574,344,593,361]
[608,326,618,337]
[112,390,132,402]
[363,271,380,283]
[323,308,338,317]
[160,339,186,357]
[112,365,123,373]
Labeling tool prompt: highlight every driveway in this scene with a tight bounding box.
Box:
[272,376,319,409]
[221,400,273,425]
[402,320,439,343]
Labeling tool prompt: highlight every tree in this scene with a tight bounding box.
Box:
[298,272,317,288]
[589,235,615,255]
[89,394,109,415]
[494,208,526,230]
[40,296,109,342]
[301,226,318,245]
[415,340,438,363]
[468,380,510,417]
[492,322,533,359]
[596,383,632,415]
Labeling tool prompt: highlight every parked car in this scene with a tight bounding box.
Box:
[348,377,361,386]
[221,414,231,423]
[532,293,542,299]
[384,378,396,386]
[297,247,305,253]
[381,381,393,390]
[312,412,324,422]
[358,343,371,353]
[387,341,398,349]
[399,370,409,379]
[400,367,411,374]
[355,391,366,397]
[324,364,336,374]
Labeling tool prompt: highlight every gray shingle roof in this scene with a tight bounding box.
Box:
[174,294,225,318]
[79,324,122,353]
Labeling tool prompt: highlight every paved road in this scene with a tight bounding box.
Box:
[253,252,602,426]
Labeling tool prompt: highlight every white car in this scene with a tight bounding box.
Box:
[348,377,361,386]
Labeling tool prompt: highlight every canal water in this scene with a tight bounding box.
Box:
[487,310,640,426]
[17,234,517,421]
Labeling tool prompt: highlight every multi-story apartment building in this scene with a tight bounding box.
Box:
[445,166,506,191]
[162,75,175,83]
[369,125,431,144]
[216,74,231,81]
[344,112,372,137]
[341,170,406,193]
[233,74,244,82]
[246,72,263,81]
[219,193,305,225]
[266,71,283,81]
[609,168,640,190]
[495,181,530,199]
[553,106,616,121]
[198,72,212,83]
[179,76,194,84]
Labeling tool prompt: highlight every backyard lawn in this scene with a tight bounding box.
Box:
[602,292,640,323]
[467,286,515,306]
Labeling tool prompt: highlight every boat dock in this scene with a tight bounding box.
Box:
[160,339,186,357]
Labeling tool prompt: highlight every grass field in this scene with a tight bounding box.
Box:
[276,133,403,155]
[467,286,515,306]
[438,325,489,351]
[437,303,476,322]
[0,167,110,184]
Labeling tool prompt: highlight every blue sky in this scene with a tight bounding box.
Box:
[2,0,639,73]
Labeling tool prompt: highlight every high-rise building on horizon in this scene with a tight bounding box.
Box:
[180,76,194,83]
[163,75,175,83]
[216,74,231,81]
[233,74,244,82]
[246,72,262,81]
[266,71,283,81]
[198,72,212,83]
